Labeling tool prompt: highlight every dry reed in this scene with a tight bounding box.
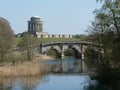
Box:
[0,54,52,77]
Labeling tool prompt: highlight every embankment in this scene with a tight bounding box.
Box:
[0,54,53,77]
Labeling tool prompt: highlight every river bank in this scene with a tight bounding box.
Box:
[0,54,53,77]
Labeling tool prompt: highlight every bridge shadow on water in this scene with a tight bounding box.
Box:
[43,58,90,74]
[0,58,100,90]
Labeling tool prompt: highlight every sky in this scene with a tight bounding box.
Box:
[0,0,102,35]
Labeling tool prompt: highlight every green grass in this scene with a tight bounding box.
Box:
[14,37,22,47]
[14,37,80,47]
[36,37,80,43]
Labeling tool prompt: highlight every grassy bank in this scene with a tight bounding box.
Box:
[14,37,80,47]
[0,54,52,77]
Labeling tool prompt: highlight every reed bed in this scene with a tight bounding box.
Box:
[0,55,52,77]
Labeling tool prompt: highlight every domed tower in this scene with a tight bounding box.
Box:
[28,16,43,35]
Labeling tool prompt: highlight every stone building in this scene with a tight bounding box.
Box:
[28,16,48,37]
[28,16,73,38]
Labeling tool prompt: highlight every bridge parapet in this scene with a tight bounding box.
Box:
[40,41,101,47]
[39,41,101,59]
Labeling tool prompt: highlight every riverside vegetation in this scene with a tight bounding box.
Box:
[0,17,53,77]
[84,0,120,89]
[1,0,120,89]
[0,54,52,77]
[0,17,82,77]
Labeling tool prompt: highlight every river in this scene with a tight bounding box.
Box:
[0,58,98,90]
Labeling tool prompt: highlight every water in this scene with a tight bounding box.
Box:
[36,74,92,90]
[0,58,97,90]
[44,58,88,73]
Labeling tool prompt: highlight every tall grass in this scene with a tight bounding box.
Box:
[0,54,51,77]
[0,73,44,89]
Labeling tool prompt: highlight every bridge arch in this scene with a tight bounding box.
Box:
[47,46,61,58]
[39,41,100,59]
[71,47,81,59]
[65,45,81,58]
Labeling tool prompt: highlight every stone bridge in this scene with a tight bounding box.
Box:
[39,41,100,59]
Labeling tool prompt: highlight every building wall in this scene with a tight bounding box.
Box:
[28,16,73,38]
[36,32,73,38]
[28,16,43,34]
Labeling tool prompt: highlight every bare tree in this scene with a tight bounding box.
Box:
[0,17,14,62]
[86,0,120,68]
[19,33,37,61]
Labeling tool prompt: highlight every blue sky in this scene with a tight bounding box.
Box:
[0,0,102,34]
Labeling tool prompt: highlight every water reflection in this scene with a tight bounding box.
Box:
[0,58,98,90]
[17,76,43,90]
[44,58,88,73]
[0,78,14,90]
[36,74,92,90]
[0,76,44,90]
[0,74,97,90]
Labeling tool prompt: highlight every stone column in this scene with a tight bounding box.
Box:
[33,23,35,31]
[40,43,43,54]
[38,23,40,31]
[81,45,85,60]
[61,52,64,59]
[28,22,30,31]
[29,23,31,31]
[34,23,37,31]
[31,23,33,32]
[81,60,87,72]
[40,23,42,32]
[37,23,39,31]
[59,44,64,59]
[28,22,31,32]
[35,23,38,31]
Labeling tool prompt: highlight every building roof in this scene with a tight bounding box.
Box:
[32,16,40,18]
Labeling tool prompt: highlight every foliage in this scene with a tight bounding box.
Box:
[64,48,76,57]
[86,0,120,68]
[14,37,22,47]
[74,34,81,38]
[93,69,120,90]
[19,33,37,61]
[0,17,14,62]
[47,50,59,58]
[86,1,120,90]
[74,34,87,41]
[47,48,77,58]
[84,47,99,59]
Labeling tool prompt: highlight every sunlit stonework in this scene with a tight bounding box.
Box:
[28,16,73,38]
[28,16,48,38]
